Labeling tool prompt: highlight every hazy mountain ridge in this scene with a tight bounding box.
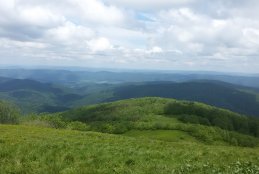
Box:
[1,69,259,87]
[0,77,82,113]
[109,81,259,116]
[1,75,259,117]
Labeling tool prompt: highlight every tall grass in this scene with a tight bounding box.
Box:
[1,125,259,174]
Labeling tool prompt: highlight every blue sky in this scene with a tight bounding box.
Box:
[0,0,259,72]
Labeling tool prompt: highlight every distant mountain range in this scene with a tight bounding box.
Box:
[109,81,259,116]
[1,69,259,87]
[0,77,80,113]
[0,73,259,117]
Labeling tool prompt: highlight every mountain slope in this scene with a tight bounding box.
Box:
[108,81,259,117]
[1,98,259,173]
[61,97,259,146]
[0,77,83,113]
[1,125,259,174]
[1,76,259,117]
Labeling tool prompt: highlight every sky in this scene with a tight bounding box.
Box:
[0,0,259,73]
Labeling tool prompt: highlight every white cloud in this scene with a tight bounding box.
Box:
[105,0,194,11]
[67,0,125,26]
[0,1,65,27]
[0,38,47,49]
[87,37,113,52]
[148,46,163,53]
[0,1,65,40]
[46,22,95,43]
[153,7,259,57]
[0,0,259,72]
[19,6,65,27]
[97,27,147,49]
[243,28,259,45]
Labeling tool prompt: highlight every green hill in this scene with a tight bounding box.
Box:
[1,98,259,173]
[1,76,259,118]
[61,97,259,147]
[109,81,259,117]
[0,77,82,113]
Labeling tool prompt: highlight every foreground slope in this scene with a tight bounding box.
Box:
[1,125,259,174]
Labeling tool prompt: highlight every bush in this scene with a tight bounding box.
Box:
[67,121,90,131]
[39,114,67,129]
[0,101,20,124]
[90,122,130,134]
[22,114,93,132]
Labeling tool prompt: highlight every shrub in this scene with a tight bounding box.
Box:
[40,114,67,129]
[0,101,20,124]
[67,121,90,131]
[90,121,130,134]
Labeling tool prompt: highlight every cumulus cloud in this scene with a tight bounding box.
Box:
[87,37,113,52]
[148,46,163,54]
[105,0,194,11]
[46,22,95,43]
[0,0,259,72]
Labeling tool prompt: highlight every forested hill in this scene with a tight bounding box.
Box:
[0,77,82,113]
[61,97,259,144]
[1,76,259,117]
[109,81,259,117]
[0,78,62,93]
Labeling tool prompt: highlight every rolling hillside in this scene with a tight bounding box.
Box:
[1,125,259,174]
[61,97,259,147]
[0,76,116,113]
[1,76,259,118]
[1,97,259,173]
[109,81,259,116]
[0,77,81,113]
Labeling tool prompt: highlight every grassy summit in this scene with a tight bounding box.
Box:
[0,125,259,174]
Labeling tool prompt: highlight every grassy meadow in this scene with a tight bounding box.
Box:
[1,125,259,174]
[1,97,259,173]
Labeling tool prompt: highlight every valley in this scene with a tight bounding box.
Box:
[1,70,259,173]
[1,72,259,117]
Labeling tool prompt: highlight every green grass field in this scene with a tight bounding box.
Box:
[1,125,259,174]
[124,130,199,143]
[1,97,259,173]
